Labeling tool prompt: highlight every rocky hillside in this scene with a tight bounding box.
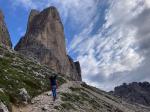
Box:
[112,82,150,106]
[0,46,66,111]
[14,6,81,81]
[13,81,150,112]
[0,10,12,48]
[1,47,150,112]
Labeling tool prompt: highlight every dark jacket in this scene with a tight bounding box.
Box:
[49,75,58,88]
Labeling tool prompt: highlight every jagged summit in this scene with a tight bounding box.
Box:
[0,9,12,48]
[15,6,82,81]
[43,6,60,18]
[112,81,150,106]
[26,6,62,35]
[26,9,40,33]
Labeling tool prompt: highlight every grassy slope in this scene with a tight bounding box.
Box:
[0,46,66,107]
[2,45,150,112]
[58,83,124,112]
[55,82,150,112]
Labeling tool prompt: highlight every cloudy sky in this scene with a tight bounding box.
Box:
[0,0,150,91]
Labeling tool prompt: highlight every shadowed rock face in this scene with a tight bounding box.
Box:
[112,82,150,106]
[15,6,82,81]
[0,10,12,48]
[74,61,82,80]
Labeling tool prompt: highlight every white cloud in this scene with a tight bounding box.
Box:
[11,0,98,29]
[105,0,144,28]
[69,0,150,91]
[145,0,150,8]
[12,0,37,9]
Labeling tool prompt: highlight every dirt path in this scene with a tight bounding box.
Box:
[12,81,79,112]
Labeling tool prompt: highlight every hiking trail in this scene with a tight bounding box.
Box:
[12,81,75,112]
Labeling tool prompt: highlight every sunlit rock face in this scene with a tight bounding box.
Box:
[15,6,82,81]
[0,10,12,48]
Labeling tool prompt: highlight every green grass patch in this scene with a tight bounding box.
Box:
[61,93,80,102]
[0,48,67,107]
[0,91,10,105]
[57,76,66,86]
[61,86,105,111]
[69,87,81,92]
[61,102,76,110]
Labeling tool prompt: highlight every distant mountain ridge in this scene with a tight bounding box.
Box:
[112,82,150,106]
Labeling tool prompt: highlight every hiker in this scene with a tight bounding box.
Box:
[49,74,58,101]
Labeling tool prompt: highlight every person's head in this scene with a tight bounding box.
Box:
[50,72,57,79]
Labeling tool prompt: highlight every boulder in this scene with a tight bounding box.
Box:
[19,88,30,104]
[0,102,9,112]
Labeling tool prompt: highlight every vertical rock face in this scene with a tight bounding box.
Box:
[15,7,82,81]
[0,10,12,48]
[74,61,81,80]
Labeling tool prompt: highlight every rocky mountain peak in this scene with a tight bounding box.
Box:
[43,6,60,19]
[27,9,40,33]
[0,9,12,48]
[15,6,82,81]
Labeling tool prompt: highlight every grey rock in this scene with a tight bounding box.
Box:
[0,88,4,93]
[19,88,30,104]
[31,100,35,104]
[0,102,9,112]
[26,9,40,33]
[112,81,150,106]
[0,10,12,48]
[15,6,81,81]
[67,56,82,81]
[41,105,48,111]
[46,92,51,96]
[74,61,82,81]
